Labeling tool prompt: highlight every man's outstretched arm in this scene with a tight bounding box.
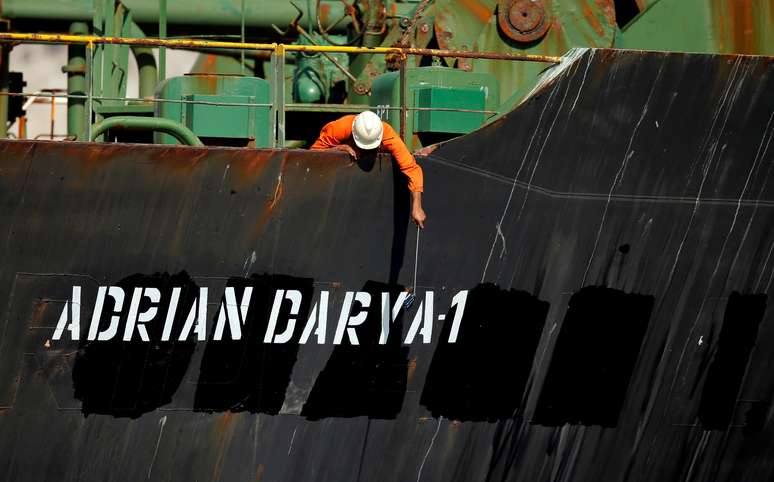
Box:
[382,124,426,228]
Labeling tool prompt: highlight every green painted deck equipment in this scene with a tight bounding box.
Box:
[155,74,270,147]
[370,66,498,149]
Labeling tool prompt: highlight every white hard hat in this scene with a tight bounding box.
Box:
[351,111,383,150]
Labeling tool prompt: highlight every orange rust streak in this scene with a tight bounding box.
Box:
[249,157,286,241]
[267,158,286,212]
[148,147,209,172]
[716,3,726,52]
[216,411,234,431]
[319,3,331,24]
[459,0,492,23]
[203,54,218,74]
[597,0,616,26]
[582,2,605,38]
[735,0,756,54]
[231,151,271,190]
[255,464,265,481]
[30,300,48,325]
[212,412,238,481]
[718,0,757,55]
[407,357,418,383]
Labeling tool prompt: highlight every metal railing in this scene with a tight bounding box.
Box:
[0,32,562,146]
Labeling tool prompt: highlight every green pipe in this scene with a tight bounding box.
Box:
[131,45,157,98]
[159,0,166,81]
[0,0,351,32]
[347,0,383,104]
[87,116,204,146]
[63,22,89,139]
[240,0,245,74]
[127,22,157,99]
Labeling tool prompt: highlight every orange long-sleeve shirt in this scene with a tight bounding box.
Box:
[310,115,424,192]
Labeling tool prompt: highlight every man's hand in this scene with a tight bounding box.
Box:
[411,191,426,229]
[330,144,358,160]
[413,144,437,157]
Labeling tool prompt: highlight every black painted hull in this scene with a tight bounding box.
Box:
[1,49,773,481]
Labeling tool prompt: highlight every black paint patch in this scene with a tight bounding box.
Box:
[302,281,410,420]
[193,274,313,414]
[698,292,766,430]
[72,272,199,418]
[533,285,653,427]
[420,283,549,422]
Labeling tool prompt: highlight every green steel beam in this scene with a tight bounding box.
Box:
[239,0,245,74]
[87,115,204,145]
[63,22,89,139]
[0,37,8,138]
[90,0,104,139]
[158,0,166,81]
[270,45,286,147]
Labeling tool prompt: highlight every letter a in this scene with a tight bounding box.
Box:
[404,291,434,344]
[300,291,329,344]
[52,286,82,341]
[179,288,208,341]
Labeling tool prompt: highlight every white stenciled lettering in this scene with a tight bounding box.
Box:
[178,287,208,341]
[52,286,82,341]
[213,287,253,340]
[51,283,471,345]
[300,291,329,344]
[447,290,469,343]
[86,287,107,340]
[123,287,161,341]
[264,289,303,343]
[379,291,408,344]
[161,287,181,341]
[333,291,371,345]
[405,291,434,344]
[85,286,125,341]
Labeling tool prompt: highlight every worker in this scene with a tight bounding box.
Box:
[311,111,427,228]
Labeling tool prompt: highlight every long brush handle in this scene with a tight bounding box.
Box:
[412,225,420,291]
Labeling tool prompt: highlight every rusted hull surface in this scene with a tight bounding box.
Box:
[1,49,773,481]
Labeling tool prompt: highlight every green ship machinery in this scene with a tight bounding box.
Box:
[0,0,770,146]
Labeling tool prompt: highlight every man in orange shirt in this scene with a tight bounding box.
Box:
[311,111,427,228]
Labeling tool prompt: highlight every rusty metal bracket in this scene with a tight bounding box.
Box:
[497,0,551,43]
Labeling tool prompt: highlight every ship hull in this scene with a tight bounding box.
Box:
[1,49,773,481]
